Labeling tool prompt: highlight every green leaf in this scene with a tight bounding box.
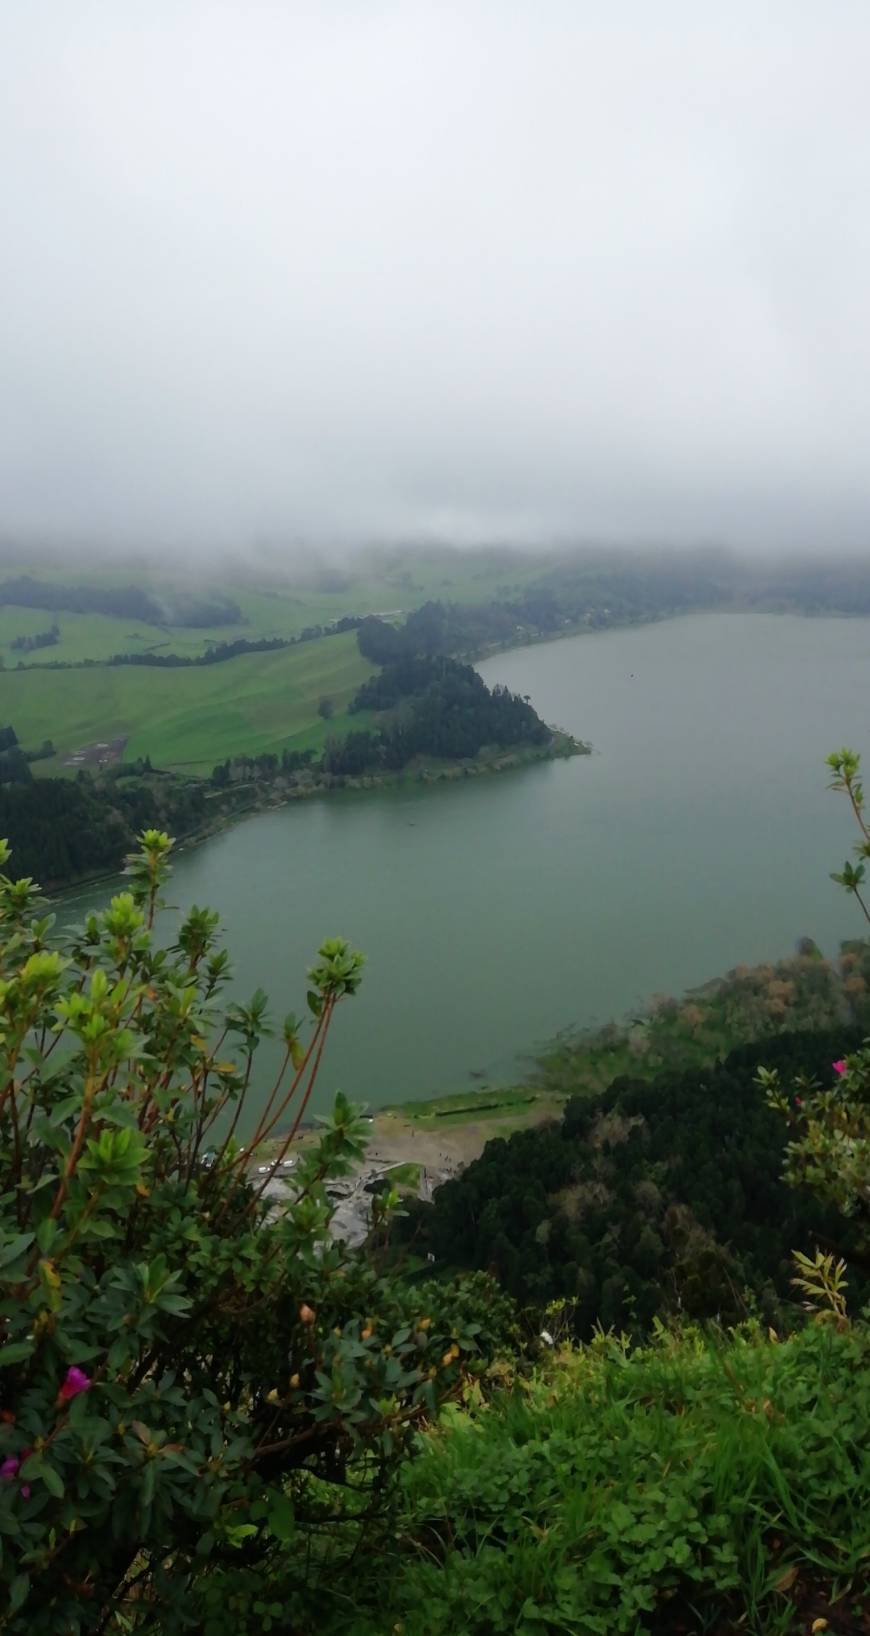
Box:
[0,1232,34,1268]
[9,1572,29,1613]
[0,1340,34,1367]
[41,1463,64,1500]
[267,1491,295,1542]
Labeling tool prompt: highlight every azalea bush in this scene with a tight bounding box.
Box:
[756,747,870,1274]
[827,745,870,924]
[0,831,503,1634]
[759,1049,870,1258]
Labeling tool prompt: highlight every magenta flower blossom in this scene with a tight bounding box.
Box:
[1,1453,31,1498]
[794,1095,804,1107]
[832,1059,847,1076]
[58,1365,91,1402]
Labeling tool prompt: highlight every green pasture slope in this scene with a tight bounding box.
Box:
[0,546,549,668]
[0,592,332,667]
[0,546,553,773]
[0,632,375,773]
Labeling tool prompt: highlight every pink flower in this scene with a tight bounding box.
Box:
[794,1095,804,1107]
[1,1452,31,1498]
[832,1059,847,1076]
[58,1365,91,1402]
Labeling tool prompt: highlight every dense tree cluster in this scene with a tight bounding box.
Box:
[0,772,206,883]
[0,749,33,786]
[357,552,870,671]
[0,729,32,786]
[356,614,409,664]
[399,1029,867,1335]
[325,657,549,775]
[210,747,316,786]
[0,573,242,627]
[9,623,59,652]
[350,654,456,711]
[207,657,553,790]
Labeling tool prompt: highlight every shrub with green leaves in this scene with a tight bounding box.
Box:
[757,747,870,1255]
[0,831,501,1633]
[759,1047,869,1255]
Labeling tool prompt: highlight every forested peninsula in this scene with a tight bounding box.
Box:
[0,631,581,886]
[8,542,870,890]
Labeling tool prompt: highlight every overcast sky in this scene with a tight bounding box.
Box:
[2,2,870,555]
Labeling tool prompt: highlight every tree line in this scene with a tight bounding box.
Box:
[0,768,206,884]
[209,654,553,789]
[9,622,59,652]
[0,573,241,627]
[397,1028,868,1336]
[14,617,363,671]
[325,656,549,775]
[355,552,870,671]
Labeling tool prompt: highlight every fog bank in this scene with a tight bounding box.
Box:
[3,3,870,553]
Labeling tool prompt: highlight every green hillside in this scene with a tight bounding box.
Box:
[0,630,375,772]
[0,547,549,667]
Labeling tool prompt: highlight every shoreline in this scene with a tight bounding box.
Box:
[47,728,588,899]
[38,603,829,900]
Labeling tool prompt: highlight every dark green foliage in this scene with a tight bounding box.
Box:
[400,1030,867,1333]
[350,653,445,710]
[356,614,407,663]
[0,835,510,1633]
[23,740,55,764]
[762,1040,870,1255]
[326,657,549,774]
[355,564,734,666]
[10,623,58,652]
[342,1322,870,1635]
[210,747,317,787]
[206,656,551,787]
[0,773,206,884]
[356,552,870,676]
[0,574,242,627]
[323,728,383,775]
[0,747,33,786]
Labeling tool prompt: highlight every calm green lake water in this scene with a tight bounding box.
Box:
[61,614,869,1124]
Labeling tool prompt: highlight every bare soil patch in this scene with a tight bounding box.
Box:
[63,736,127,769]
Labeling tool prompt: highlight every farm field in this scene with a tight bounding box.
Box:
[0,631,376,773]
[0,546,550,667]
[0,546,555,773]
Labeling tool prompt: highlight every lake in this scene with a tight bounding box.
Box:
[61,613,869,1125]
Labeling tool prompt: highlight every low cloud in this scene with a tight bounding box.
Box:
[2,2,870,554]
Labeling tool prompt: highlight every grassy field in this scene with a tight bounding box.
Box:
[0,631,375,773]
[383,1084,561,1129]
[0,590,357,666]
[0,546,550,668]
[0,546,555,772]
